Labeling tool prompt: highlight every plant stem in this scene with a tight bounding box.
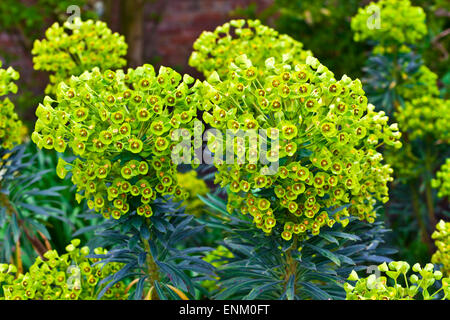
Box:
[410,184,433,254]
[141,219,161,300]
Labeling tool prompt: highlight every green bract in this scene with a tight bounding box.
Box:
[194,52,401,241]
[432,160,450,199]
[431,220,450,276]
[189,19,312,79]
[32,64,204,219]
[0,239,127,300]
[351,0,427,46]
[395,96,450,142]
[0,62,24,150]
[32,17,127,95]
[345,261,449,300]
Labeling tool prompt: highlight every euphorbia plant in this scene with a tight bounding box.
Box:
[32,64,203,219]
[0,239,127,300]
[0,62,24,150]
[189,19,312,79]
[32,17,127,95]
[345,261,449,300]
[191,51,401,241]
[351,0,449,259]
[31,62,215,299]
[431,220,450,276]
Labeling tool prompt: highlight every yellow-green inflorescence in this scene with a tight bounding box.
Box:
[345,261,450,300]
[432,159,450,199]
[189,19,312,80]
[351,0,427,46]
[395,96,450,142]
[432,220,450,276]
[177,171,209,216]
[0,62,24,150]
[32,64,205,219]
[396,65,440,101]
[32,17,127,95]
[0,239,127,300]
[194,51,401,241]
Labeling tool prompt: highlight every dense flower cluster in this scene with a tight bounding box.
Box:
[351,0,427,45]
[32,64,204,219]
[395,96,450,142]
[432,160,450,199]
[345,261,449,300]
[397,65,440,101]
[177,171,209,216]
[0,239,127,300]
[432,220,450,276]
[32,17,127,95]
[198,53,401,240]
[189,19,312,79]
[0,62,24,150]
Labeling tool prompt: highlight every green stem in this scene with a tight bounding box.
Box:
[142,219,160,299]
[410,184,433,255]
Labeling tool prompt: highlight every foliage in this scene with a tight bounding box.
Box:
[0,143,75,270]
[432,159,450,199]
[32,64,207,219]
[432,220,450,275]
[32,18,127,95]
[352,0,449,264]
[200,245,233,292]
[0,239,127,300]
[345,261,449,300]
[189,19,312,79]
[83,198,215,300]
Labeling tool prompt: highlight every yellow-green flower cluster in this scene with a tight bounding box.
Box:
[432,220,450,276]
[0,239,127,300]
[0,62,23,150]
[432,160,450,199]
[32,17,127,95]
[397,65,440,101]
[189,19,312,80]
[395,96,450,142]
[32,64,203,219]
[198,53,401,240]
[345,261,449,300]
[201,245,233,292]
[383,143,421,179]
[0,62,19,96]
[351,0,427,45]
[177,171,209,216]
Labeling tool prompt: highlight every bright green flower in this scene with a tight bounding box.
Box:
[32,18,127,95]
[351,0,427,46]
